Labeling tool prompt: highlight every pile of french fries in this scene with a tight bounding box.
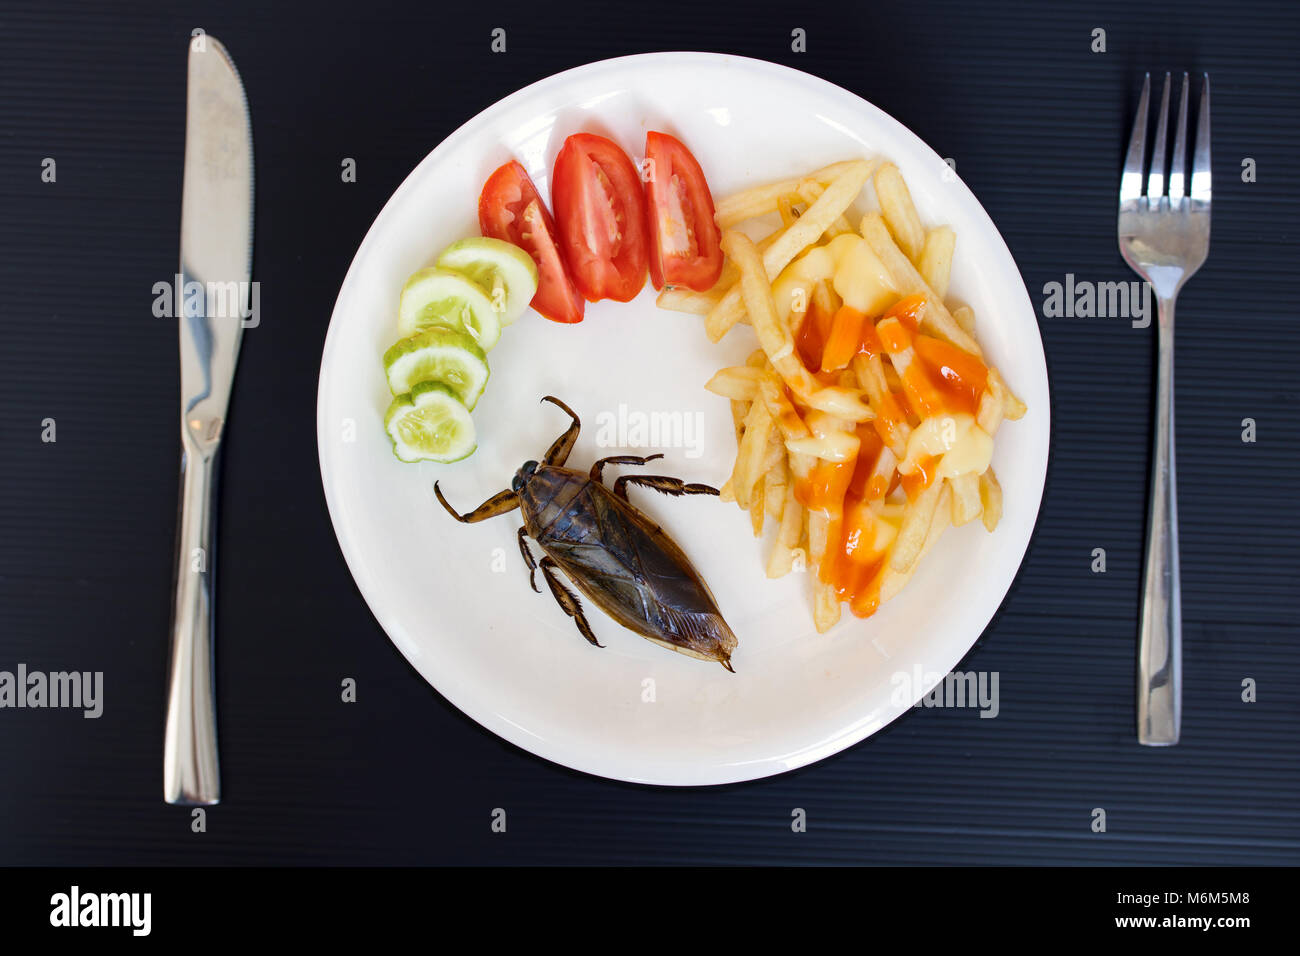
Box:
[657,159,1026,632]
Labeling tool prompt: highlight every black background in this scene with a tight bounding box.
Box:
[1,0,1297,866]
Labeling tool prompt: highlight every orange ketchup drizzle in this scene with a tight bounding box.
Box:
[817,425,894,618]
[885,294,925,333]
[794,457,854,516]
[899,453,939,500]
[913,335,988,417]
[795,297,835,372]
[820,306,868,372]
[871,384,908,451]
[856,320,883,360]
[789,293,989,620]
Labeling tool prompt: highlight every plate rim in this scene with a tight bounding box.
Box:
[316,50,1051,786]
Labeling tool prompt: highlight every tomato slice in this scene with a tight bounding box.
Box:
[478,160,584,323]
[643,131,723,292]
[551,133,649,303]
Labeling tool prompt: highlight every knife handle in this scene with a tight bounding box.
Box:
[164,439,222,804]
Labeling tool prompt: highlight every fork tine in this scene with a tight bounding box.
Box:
[1191,73,1211,204]
[1168,73,1190,201]
[1146,73,1172,198]
[1121,73,1150,204]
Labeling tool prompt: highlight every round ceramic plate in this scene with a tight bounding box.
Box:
[317,52,1049,785]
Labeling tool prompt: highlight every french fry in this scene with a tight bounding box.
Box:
[730,397,772,510]
[722,226,786,292]
[713,225,783,296]
[795,182,854,237]
[994,368,1027,420]
[730,398,749,444]
[951,304,976,335]
[705,366,765,401]
[656,287,720,315]
[719,231,821,397]
[851,352,910,459]
[759,372,811,444]
[760,377,816,527]
[814,579,841,634]
[859,213,981,356]
[749,479,766,535]
[805,511,841,633]
[708,162,872,342]
[721,393,749,504]
[865,446,899,502]
[927,486,954,547]
[807,409,859,631]
[803,385,874,422]
[979,467,1003,532]
[760,427,786,473]
[765,453,788,520]
[890,479,944,574]
[713,159,868,229]
[766,480,804,578]
[949,472,983,526]
[918,226,955,300]
[874,163,926,263]
[777,194,799,229]
[806,511,827,571]
[883,360,903,395]
[879,481,952,602]
[977,381,1004,437]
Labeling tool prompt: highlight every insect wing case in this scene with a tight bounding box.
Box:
[524,471,736,666]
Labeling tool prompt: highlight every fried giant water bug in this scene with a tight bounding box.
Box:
[434,396,738,671]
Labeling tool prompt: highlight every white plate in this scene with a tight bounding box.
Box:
[317,53,1049,785]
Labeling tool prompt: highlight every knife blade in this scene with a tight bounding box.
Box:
[163,34,253,805]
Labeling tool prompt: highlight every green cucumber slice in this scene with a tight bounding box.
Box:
[436,237,539,326]
[383,382,476,463]
[383,327,490,409]
[397,267,502,350]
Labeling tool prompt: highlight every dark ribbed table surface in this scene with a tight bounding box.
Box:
[1,0,1297,865]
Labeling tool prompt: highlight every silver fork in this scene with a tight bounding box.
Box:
[1119,72,1211,746]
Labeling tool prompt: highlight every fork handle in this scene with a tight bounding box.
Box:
[1137,295,1182,745]
[163,438,222,804]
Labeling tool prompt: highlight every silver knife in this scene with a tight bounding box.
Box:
[163,35,254,805]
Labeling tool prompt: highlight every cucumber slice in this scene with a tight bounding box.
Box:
[436,237,539,326]
[384,382,476,463]
[383,327,490,408]
[397,267,502,350]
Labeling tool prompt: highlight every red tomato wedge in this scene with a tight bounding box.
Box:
[551,133,649,303]
[478,160,585,323]
[644,131,723,292]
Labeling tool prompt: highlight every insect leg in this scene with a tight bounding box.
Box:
[434,483,519,523]
[541,396,581,466]
[517,527,541,593]
[538,556,603,648]
[589,453,664,482]
[613,475,721,501]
